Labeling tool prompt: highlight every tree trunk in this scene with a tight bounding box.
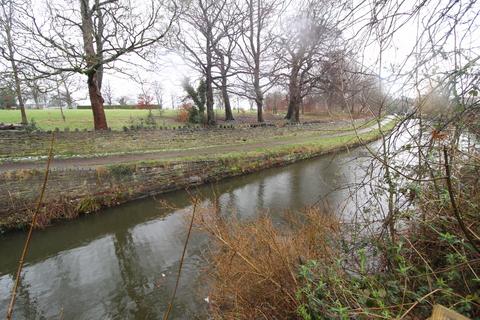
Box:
[59,105,66,122]
[217,54,234,121]
[62,78,73,109]
[88,72,108,130]
[205,35,215,125]
[285,63,300,122]
[254,68,264,123]
[32,95,39,109]
[81,0,108,130]
[251,0,264,123]
[5,18,27,124]
[222,76,234,121]
[256,98,263,122]
[56,85,66,122]
[205,66,215,125]
[285,97,293,119]
[31,83,40,109]
[294,98,300,122]
[286,95,301,122]
[12,67,27,125]
[273,95,277,115]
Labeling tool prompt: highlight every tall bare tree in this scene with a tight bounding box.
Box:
[174,0,230,125]
[17,0,177,130]
[152,81,163,109]
[236,0,282,122]
[0,0,28,124]
[210,0,245,121]
[277,0,341,122]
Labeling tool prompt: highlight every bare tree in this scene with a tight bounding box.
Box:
[174,0,229,125]
[0,0,28,124]
[25,78,44,108]
[236,0,282,122]
[103,81,113,106]
[17,0,177,130]
[210,1,246,121]
[133,73,155,109]
[276,0,341,122]
[57,73,79,109]
[151,81,163,109]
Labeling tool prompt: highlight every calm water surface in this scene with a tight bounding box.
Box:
[0,145,375,319]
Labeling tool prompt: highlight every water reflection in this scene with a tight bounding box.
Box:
[0,145,371,319]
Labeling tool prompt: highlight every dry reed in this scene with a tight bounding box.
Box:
[195,206,341,319]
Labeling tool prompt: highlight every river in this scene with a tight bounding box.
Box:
[0,141,383,319]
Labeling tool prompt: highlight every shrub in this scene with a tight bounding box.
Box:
[126,112,157,129]
[24,118,38,132]
[195,206,340,319]
[177,103,192,123]
[182,78,206,124]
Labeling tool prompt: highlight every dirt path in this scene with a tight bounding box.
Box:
[0,117,394,172]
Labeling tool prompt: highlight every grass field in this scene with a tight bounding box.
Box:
[0,108,370,131]
[0,109,179,130]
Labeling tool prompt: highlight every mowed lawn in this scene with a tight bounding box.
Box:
[0,109,179,130]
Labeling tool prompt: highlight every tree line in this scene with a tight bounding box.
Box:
[0,0,384,130]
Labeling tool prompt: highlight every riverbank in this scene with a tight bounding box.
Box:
[0,117,397,232]
[198,121,480,320]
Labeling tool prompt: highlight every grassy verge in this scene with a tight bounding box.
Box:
[0,117,384,161]
[129,118,398,165]
[0,109,179,130]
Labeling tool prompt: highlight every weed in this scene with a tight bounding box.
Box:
[108,164,136,177]
[76,197,100,214]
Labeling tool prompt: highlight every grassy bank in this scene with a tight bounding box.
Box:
[0,117,377,161]
[0,119,397,231]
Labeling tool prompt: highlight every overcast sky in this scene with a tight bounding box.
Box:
[30,0,480,108]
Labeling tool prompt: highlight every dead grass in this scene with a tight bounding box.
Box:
[195,206,340,319]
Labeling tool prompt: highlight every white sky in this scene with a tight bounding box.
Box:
[99,53,190,106]
[21,0,480,107]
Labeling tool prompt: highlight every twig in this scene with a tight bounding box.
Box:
[162,199,198,320]
[443,146,480,254]
[6,133,55,320]
[399,288,441,319]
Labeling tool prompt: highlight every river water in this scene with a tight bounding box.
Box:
[0,143,380,319]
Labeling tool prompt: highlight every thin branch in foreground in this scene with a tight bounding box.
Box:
[6,133,55,320]
[162,199,198,320]
[443,145,480,255]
